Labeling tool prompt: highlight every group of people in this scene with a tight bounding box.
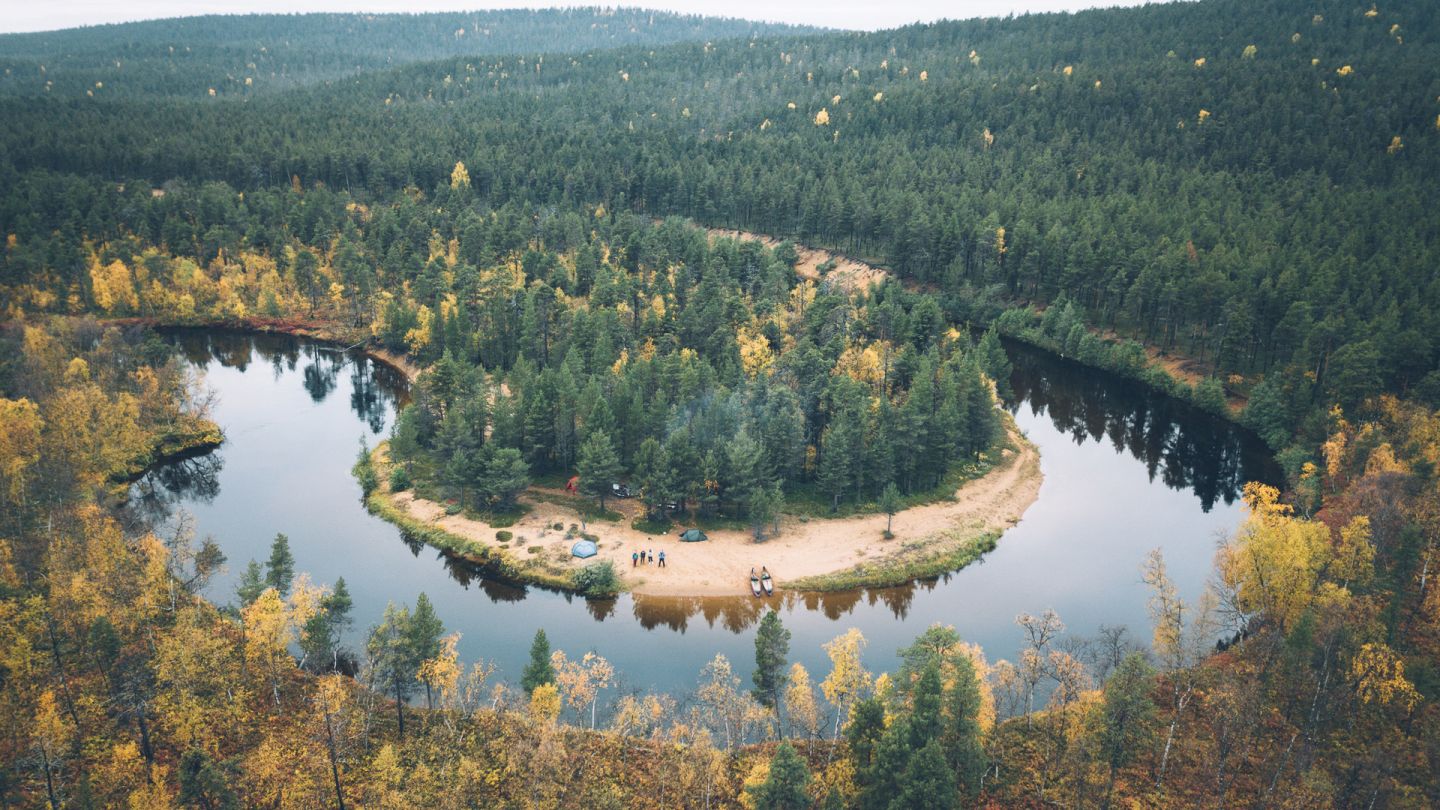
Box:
[632,548,666,567]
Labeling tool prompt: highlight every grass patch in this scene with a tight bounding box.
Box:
[786,531,1000,592]
[527,488,623,522]
[466,504,529,528]
[631,516,673,535]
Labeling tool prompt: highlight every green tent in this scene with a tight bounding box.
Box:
[679,529,708,542]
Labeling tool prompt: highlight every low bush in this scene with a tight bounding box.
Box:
[388,465,412,492]
[572,560,621,597]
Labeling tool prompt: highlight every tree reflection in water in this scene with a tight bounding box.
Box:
[1005,342,1279,512]
[163,329,408,433]
[124,452,224,527]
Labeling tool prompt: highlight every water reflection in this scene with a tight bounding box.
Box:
[627,578,943,634]
[126,452,225,525]
[1005,343,1279,511]
[165,329,409,433]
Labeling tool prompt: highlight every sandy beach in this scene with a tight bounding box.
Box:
[385,423,1041,597]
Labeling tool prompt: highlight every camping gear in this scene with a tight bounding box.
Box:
[749,568,763,598]
[571,539,598,559]
[679,528,708,542]
[760,567,774,596]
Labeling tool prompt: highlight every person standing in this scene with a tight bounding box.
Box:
[658,550,666,568]
[632,551,639,567]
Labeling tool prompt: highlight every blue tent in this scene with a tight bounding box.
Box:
[679,529,708,542]
[571,539,598,559]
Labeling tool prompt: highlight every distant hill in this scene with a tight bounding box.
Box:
[0,9,821,98]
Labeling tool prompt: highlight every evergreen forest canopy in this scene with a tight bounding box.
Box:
[1,1,1440,807]
[0,9,818,98]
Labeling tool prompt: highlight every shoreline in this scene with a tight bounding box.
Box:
[367,415,1042,598]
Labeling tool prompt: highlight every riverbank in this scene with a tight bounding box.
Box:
[367,415,1041,597]
[111,414,225,495]
[105,315,424,382]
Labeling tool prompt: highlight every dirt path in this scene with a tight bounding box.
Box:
[388,423,1041,597]
[705,227,889,294]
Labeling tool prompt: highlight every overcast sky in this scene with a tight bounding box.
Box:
[0,0,1161,35]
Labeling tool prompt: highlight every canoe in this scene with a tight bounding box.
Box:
[749,569,763,598]
[760,571,774,596]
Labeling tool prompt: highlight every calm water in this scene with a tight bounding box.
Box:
[132,331,1278,698]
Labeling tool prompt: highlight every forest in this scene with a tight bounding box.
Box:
[1,0,1438,807]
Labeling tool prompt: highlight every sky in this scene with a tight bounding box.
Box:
[0,0,1160,35]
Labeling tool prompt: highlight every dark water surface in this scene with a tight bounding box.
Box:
[134,331,1278,697]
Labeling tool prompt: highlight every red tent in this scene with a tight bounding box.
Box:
[565,475,579,493]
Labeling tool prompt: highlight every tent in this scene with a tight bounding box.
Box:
[571,539,598,558]
[678,529,708,542]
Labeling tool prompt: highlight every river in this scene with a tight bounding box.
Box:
[130,330,1279,698]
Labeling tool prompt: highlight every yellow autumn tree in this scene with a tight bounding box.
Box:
[90,258,140,314]
[820,628,871,739]
[783,663,821,741]
[0,397,42,508]
[405,305,434,354]
[814,108,830,126]
[450,161,471,189]
[529,683,562,725]
[1215,483,1332,631]
[1352,643,1421,711]
[737,324,775,378]
[418,632,463,707]
[832,341,887,391]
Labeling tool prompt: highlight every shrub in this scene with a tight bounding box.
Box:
[572,560,621,597]
[388,465,412,492]
[352,445,379,495]
[496,530,513,543]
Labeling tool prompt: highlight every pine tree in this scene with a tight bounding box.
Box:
[577,429,622,509]
[300,576,354,673]
[752,610,792,711]
[817,419,856,511]
[632,436,674,520]
[1098,652,1157,809]
[847,696,886,798]
[747,742,812,810]
[879,483,902,535]
[366,602,417,738]
[976,326,1012,398]
[264,533,294,596]
[894,739,957,810]
[521,628,555,694]
[235,559,266,606]
[409,593,445,709]
[479,446,530,510]
[938,653,987,798]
